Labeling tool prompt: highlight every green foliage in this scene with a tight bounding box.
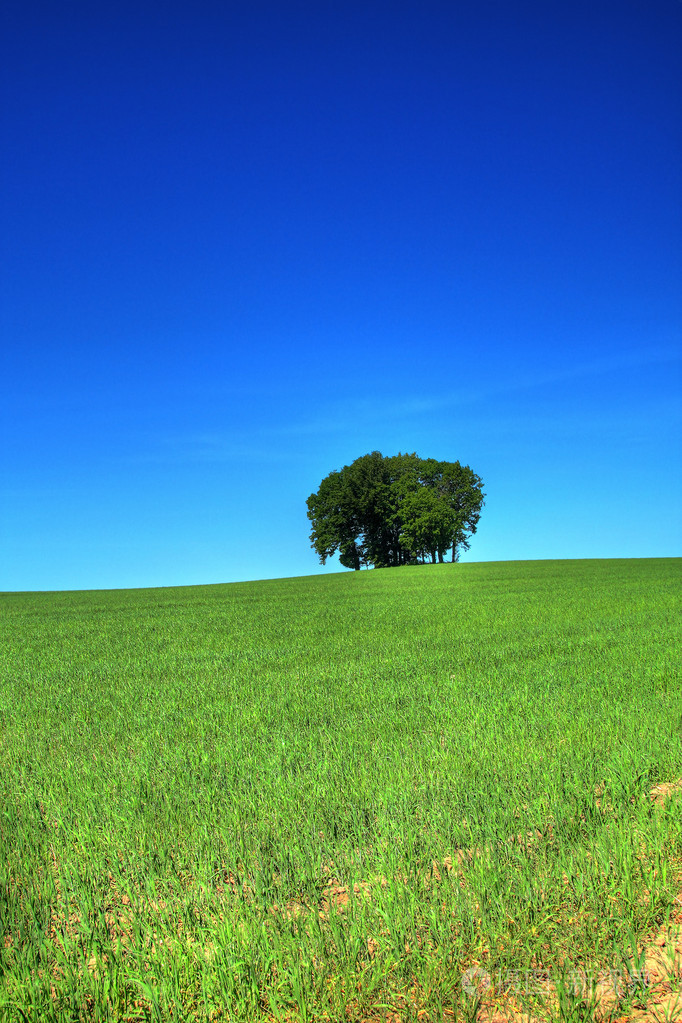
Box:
[306,451,484,568]
[0,559,680,1021]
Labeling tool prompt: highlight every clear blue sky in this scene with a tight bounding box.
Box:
[2,0,680,591]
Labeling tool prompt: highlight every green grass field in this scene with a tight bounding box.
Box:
[1,559,681,1022]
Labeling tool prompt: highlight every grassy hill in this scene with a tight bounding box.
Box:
[1,559,681,1021]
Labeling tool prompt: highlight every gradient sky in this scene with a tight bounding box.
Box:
[2,0,680,591]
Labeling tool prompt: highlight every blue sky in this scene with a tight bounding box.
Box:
[1,0,680,591]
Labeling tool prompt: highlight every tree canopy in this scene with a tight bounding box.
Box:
[306,452,485,569]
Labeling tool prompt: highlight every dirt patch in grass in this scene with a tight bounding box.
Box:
[463,781,682,1022]
[650,780,682,806]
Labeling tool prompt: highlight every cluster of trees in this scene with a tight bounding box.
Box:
[306,452,485,570]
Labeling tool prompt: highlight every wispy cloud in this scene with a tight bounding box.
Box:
[120,344,681,464]
[124,433,297,466]
[260,344,681,440]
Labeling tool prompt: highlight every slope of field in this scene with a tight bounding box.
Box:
[1,559,681,1021]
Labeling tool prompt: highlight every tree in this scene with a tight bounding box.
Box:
[306,452,484,569]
